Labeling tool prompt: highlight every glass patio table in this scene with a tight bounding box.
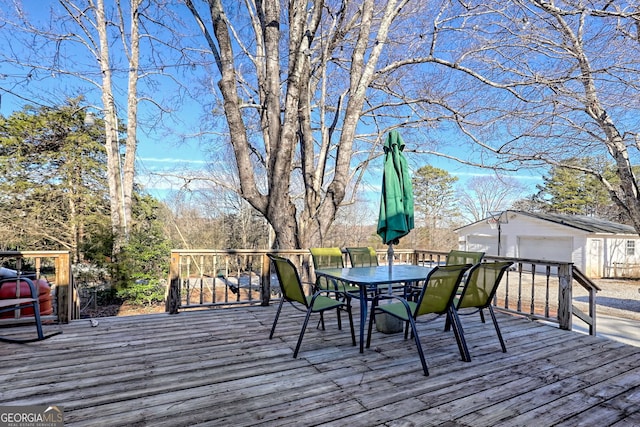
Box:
[315,265,433,353]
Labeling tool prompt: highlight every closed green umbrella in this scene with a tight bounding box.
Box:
[377,130,414,270]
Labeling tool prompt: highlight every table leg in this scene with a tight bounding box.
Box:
[359,285,366,353]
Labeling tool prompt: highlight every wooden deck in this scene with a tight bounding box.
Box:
[1,305,639,426]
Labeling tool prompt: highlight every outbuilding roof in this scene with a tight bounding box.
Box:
[458,210,638,235]
[516,211,638,234]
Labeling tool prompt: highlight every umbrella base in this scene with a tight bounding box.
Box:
[375,312,404,334]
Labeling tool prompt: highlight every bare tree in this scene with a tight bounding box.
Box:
[5,0,640,252]
[397,1,640,231]
[0,0,186,256]
[457,175,526,222]
[182,0,433,249]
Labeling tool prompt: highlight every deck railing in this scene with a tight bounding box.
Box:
[0,250,75,323]
[167,248,599,335]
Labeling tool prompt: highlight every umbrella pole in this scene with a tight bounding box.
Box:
[387,244,394,294]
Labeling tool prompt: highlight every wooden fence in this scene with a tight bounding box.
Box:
[0,250,76,323]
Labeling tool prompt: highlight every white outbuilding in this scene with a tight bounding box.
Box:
[454,210,640,278]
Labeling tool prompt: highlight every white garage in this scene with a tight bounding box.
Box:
[455,210,640,279]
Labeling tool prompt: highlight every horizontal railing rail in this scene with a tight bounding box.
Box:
[0,250,75,323]
[168,248,597,335]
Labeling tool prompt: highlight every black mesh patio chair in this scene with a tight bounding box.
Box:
[268,254,356,357]
[445,261,514,353]
[366,264,472,376]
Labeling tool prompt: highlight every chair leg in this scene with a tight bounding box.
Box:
[479,308,486,323]
[488,306,507,352]
[33,302,44,340]
[444,311,452,332]
[407,316,429,376]
[447,307,471,362]
[269,298,285,339]
[366,304,428,376]
[293,308,314,358]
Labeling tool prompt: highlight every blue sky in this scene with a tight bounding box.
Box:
[0,1,545,209]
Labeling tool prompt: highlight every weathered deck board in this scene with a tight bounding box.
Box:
[1,305,639,426]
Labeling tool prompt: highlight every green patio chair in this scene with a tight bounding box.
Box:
[345,246,395,298]
[267,254,356,358]
[310,247,359,330]
[366,264,473,376]
[346,247,379,267]
[442,249,486,298]
[446,261,514,353]
[309,247,359,294]
[406,249,483,301]
[446,250,485,266]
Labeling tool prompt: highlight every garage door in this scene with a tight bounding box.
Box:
[518,236,573,262]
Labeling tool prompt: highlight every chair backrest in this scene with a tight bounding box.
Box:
[346,247,378,267]
[267,254,308,306]
[457,261,513,310]
[446,250,485,266]
[310,247,344,269]
[415,264,472,317]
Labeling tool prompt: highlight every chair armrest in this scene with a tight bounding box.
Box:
[371,293,409,305]
[311,287,344,298]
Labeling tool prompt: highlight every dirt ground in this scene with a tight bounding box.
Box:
[81,302,166,318]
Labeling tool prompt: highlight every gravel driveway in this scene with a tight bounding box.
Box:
[585,278,640,321]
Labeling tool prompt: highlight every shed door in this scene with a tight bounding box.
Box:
[587,239,603,278]
[517,236,573,262]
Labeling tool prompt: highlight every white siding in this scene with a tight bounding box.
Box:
[465,235,499,255]
[603,237,640,277]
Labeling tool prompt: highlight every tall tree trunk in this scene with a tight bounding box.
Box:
[95,0,125,255]
[122,0,142,238]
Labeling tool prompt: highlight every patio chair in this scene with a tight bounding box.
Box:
[346,247,379,267]
[446,261,514,353]
[366,264,472,376]
[310,247,359,330]
[0,277,62,343]
[345,246,399,298]
[446,250,485,266]
[267,254,356,357]
[309,247,359,294]
[406,250,485,301]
